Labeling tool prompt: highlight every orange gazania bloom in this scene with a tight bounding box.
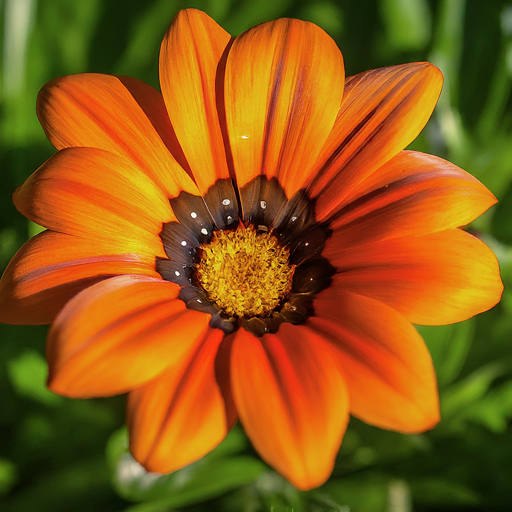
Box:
[0,9,503,490]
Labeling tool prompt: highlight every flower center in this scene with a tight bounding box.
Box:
[195,226,294,318]
[157,176,336,336]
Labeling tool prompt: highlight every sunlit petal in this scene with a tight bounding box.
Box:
[324,151,496,244]
[326,229,503,325]
[0,231,159,325]
[47,275,210,398]
[225,17,344,200]
[310,64,443,219]
[310,289,439,433]
[14,147,172,256]
[37,73,197,197]
[231,326,349,490]
[128,328,236,473]
[160,9,232,192]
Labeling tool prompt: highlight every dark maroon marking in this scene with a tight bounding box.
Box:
[155,257,194,287]
[239,176,288,228]
[273,189,313,244]
[288,224,332,266]
[160,221,199,265]
[158,175,335,337]
[202,178,239,230]
[292,257,335,295]
[169,192,215,243]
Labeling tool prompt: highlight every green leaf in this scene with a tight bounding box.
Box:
[122,457,266,512]
[491,180,512,245]
[380,0,431,51]
[462,381,512,433]
[6,350,63,406]
[107,426,266,508]
[439,362,506,432]
[320,472,388,512]
[410,477,479,507]
[418,320,475,388]
[0,458,17,495]
[299,2,344,38]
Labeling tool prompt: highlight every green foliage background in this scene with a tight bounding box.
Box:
[1,0,512,510]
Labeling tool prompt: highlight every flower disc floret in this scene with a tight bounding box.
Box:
[196,226,294,317]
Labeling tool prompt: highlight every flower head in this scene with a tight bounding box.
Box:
[0,9,503,490]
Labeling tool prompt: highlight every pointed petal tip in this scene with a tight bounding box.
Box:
[231,327,349,491]
[367,398,441,435]
[159,5,232,193]
[311,290,441,435]
[127,329,234,475]
[353,408,440,438]
[400,61,443,89]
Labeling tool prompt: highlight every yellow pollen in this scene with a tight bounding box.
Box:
[195,225,294,318]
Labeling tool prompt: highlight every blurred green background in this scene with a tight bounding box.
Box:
[1,0,512,510]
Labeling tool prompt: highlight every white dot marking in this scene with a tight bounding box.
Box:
[190,211,197,219]
[174,270,181,277]
[181,240,187,246]
[260,200,267,209]
[304,242,309,247]
[201,228,208,235]
[227,216,233,222]
[291,216,297,222]
[241,135,249,139]
[222,199,231,206]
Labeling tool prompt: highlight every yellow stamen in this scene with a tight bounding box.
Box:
[196,225,294,318]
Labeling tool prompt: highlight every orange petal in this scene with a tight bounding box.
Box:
[309,64,443,220]
[37,73,197,197]
[0,230,159,325]
[224,18,344,200]
[128,328,237,473]
[117,76,191,175]
[231,325,349,490]
[325,151,496,245]
[325,229,503,325]
[309,289,440,433]
[14,147,172,257]
[160,9,232,192]
[47,275,210,398]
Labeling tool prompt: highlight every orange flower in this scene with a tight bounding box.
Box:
[0,9,503,490]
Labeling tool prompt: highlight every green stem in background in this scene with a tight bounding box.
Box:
[1,0,37,145]
[477,6,512,141]
[429,0,468,161]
